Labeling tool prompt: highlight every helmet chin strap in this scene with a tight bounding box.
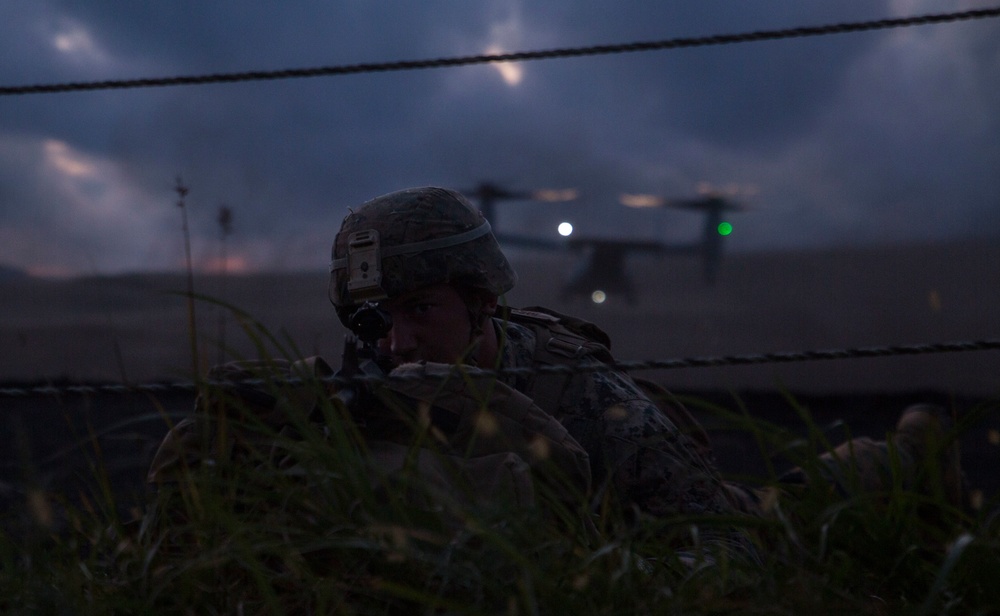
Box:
[458,288,491,367]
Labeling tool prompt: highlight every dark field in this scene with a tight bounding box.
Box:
[3,388,999,519]
[2,239,999,519]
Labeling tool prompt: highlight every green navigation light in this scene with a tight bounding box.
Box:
[717,221,733,236]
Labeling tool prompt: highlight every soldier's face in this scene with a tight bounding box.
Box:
[376,284,476,366]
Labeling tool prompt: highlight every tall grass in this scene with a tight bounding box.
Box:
[173,175,201,380]
[2,308,997,615]
[215,204,233,367]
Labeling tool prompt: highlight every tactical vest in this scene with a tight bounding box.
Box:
[499,305,714,461]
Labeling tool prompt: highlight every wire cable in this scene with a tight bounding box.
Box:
[2,337,998,399]
[2,7,998,96]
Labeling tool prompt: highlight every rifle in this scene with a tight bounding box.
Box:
[193,301,392,428]
[337,301,461,436]
[333,301,394,425]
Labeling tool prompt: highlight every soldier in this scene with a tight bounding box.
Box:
[325,186,964,523]
[148,186,963,565]
[328,187,750,546]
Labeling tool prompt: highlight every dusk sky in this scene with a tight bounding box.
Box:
[1,1,998,277]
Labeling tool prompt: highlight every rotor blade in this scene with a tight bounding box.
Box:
[660,197,747,212]
[696,181,760,199]
[495,232,567,251]
[460,183,530,201]
[530,188,579,202]
[619,193,666,208]
[566,236,697,256]
[462,183,574,203]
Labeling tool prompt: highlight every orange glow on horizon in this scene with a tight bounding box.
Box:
[24,264,77,279]
[199,254,253,275]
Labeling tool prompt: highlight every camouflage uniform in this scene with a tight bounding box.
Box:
[494,317,736,521]
[784,404,964,509]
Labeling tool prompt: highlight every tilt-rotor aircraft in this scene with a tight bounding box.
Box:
[460,182,748,304]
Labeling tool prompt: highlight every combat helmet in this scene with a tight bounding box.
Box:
[329,187,517,328]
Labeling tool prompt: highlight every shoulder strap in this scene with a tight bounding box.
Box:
[501,306,613,363]
[515,306,613,351]
[497,306,613,418]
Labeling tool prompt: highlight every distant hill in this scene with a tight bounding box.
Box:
[0,239,997,395]
[0,264,28,281]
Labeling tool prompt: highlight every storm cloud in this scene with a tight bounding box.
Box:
[1,1,998,275]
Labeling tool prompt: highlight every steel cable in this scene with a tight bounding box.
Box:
[2,7,998,96]
[2,337,998,399]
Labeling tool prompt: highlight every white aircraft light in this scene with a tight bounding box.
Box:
[591,290,607,304]
[557,222,574,237]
